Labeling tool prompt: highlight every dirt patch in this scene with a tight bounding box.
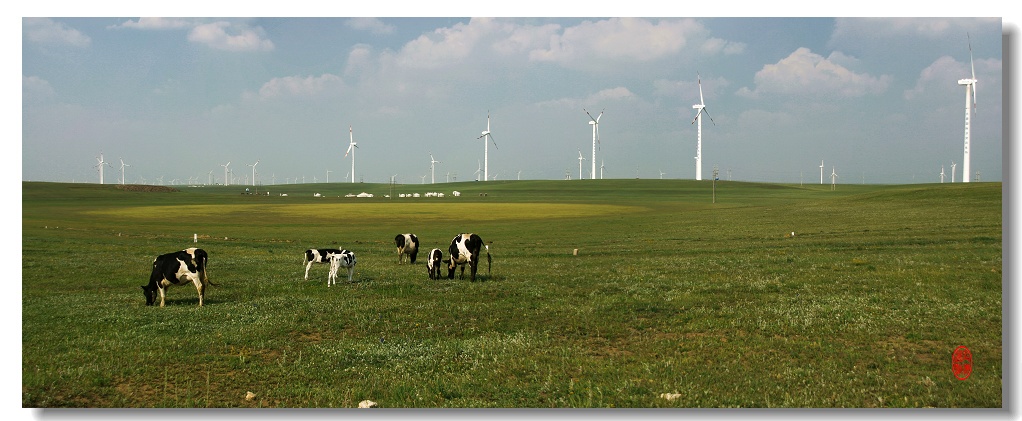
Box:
[115,184,180,193]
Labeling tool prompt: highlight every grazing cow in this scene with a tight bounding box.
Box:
[426,248,443,280]
[327,250,357,287]
[395,233,419,264]
[443,233,491,281]
[304,248,343,280]
[142,247,210,307]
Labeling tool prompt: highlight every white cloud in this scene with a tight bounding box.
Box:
[702,37,746,55]
[832,17,1000,40]
[23,18,90,47]
[737,47,891,99]
[188,21,274,52]
[529,18,700,66]
[110,17,194,30]
[247,74,346,101]
[345,18,395,35]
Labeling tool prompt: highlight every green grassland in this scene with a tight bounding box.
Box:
[21,180,1002,408]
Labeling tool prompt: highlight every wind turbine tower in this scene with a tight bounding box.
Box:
[248,160,259,186]
[940,166,946,183]
[577,149,586,180]
[690,73,715,181]
[345,125,358,183]
[819,160,824,184]
[585,108,603,180]
[429,153,441,184]
[951,161,957,183]
[958,33,978,183]
[477,112,498,181]
[118,158,130,185]
[830,167,838,190]
[221,161,231,186]
[95,154,111,184]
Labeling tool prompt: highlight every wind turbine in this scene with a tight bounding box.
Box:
[474,160,482,181]
[819,160,824,185]
[577,149,586,180]
[477,112,498,181]
[207,170,213,185]
[326,169,332,183]
[118,158,130,185]
[429,153,441,184]
[248,160,259,186]
[958,33,978,183]
[830,166,838,190]
[940,165,946,183]
[951,161,957,183]
[690,73,715,181]
[659,169,666,180]
[344,125,358,183]
[95,154,112,184]
[221,161,231,186]
[600,160,605,179]
[585,108,603,180]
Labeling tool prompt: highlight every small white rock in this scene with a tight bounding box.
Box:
[245,391,256,401]
[659,393,682,401]
[358,399,378,408]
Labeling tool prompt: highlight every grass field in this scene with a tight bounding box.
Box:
[21,179,1002,408]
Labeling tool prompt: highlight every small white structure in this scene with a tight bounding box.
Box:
[357,192,374,198]
[279,193,288,197]
[345,193,356,197]
[452,191,461,197]
[314,193,322,197]
[412,193,420,198]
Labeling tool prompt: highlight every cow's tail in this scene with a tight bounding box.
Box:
[485,244,491,275]
[200,255,218,287]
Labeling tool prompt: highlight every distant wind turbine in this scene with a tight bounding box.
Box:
[430,152,441,184]
[221,161,231,186]
[659,169,666,180]
[248,160,259,186]
[326,169,332,183]
[958,33,978,183]
[118,158,130,185]
[690,73,715,181]
[474,160,482,181]
[951,161,957,183]
[95,153,112,184]
[477,112,498,181]
[819,160,824,185]
[345,125,358,183]
[584,108,603,180]
[577,149,586,180]
[600,160,605,179]
[940,165,946,183]
[830,167,838,190]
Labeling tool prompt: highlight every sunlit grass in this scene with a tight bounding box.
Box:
[22,180,1001,408]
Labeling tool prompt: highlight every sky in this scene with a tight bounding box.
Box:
[20,11,1010,186]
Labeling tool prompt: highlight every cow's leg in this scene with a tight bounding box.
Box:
[194,277,205,306]
[470,259,478,282]
[305,261,314,280]
[347,266,354,283]
[158,286,167,307]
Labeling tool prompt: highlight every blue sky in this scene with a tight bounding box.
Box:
[20,11,1009,185]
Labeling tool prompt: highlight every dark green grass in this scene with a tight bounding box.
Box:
[22,180,1002,407]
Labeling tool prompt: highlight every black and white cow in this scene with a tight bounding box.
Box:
[395,233,419,264]
[426,248,443,280]
[327,250,357,287]
[443,233,491,281]
[142,247,209,307]
[304,248,343,280]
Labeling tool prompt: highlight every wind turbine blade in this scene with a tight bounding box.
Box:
[690,109,702,125]
[698,73,705,105]
[596,109,604,123]
[969,32,977,110]
[584,108,597,123]
[703,107,716,126]
[488,134,498,149]
[596,124,601,150]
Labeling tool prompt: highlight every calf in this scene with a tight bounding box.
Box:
[327,250,357,287]
[304,248,343,280]
[443,233,491,281]
[395,233,419,264]
[142,247,209,307]
[426,248,443,280]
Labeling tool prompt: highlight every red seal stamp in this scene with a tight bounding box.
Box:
[952,346,973,380]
